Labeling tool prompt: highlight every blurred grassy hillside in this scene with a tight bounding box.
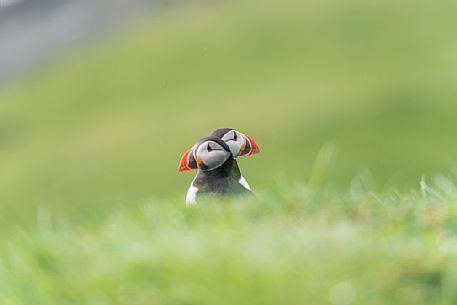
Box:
[1,0,457,222]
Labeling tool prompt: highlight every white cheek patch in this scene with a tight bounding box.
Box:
[205,151,230,170]
[230,140,243,158]
[196,142,230,171]
[222,131,244,158]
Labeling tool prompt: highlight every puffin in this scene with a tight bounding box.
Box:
[179,131,260,205]
[211,128,259,191]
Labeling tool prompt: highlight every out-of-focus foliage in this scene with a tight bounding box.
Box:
[2,180,457,305]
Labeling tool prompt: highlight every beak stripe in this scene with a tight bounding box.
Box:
[241,139,251,155]
[240,134,260,156]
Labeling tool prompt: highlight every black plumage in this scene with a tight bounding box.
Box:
[211,128,243,182]
[191,136,250,199]
[192,155,250,197]
[180,130,259,204]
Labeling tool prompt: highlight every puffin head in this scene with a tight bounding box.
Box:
[211,128,260,158]
[179,136,232,171]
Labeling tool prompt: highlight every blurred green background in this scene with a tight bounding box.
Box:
[4,1,457,304]
[1,0,457,222]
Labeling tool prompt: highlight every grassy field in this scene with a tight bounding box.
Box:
[1,0,457,303]
[2,182,457,305]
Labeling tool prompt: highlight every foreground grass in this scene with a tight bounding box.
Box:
[2,179,457,305]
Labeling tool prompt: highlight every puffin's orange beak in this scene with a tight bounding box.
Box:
[240,134,260,156]
[179,146,198,171]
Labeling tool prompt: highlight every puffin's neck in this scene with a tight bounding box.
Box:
[232,158,242,179]
[198,157,237,180]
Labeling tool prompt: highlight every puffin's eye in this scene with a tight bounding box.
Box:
[207,144,213,152]
[233,132,238,141]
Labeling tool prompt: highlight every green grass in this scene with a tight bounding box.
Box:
[1,0,457,302]
[2,180,457,305]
